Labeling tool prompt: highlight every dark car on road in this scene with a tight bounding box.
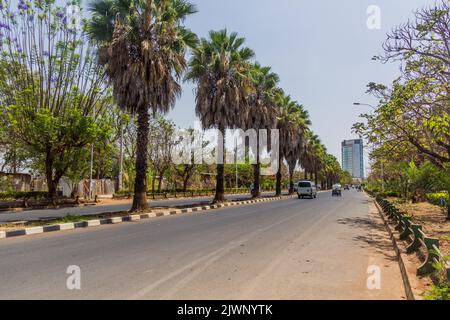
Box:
[332,184,342,197]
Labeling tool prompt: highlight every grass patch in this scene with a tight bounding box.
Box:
[48,214,90,225]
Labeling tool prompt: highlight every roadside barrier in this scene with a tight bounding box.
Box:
[376,196,450,281]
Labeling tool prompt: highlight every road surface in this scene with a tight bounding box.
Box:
[0,190,405,299]
[0,192,280,223]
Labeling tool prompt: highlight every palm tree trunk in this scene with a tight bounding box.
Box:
[131,107,150,212]
[252,163,261,198]
[214,126,226,202]
[288,166,295,194]
[304,170,307,180]
[275,153,282,196]
[252,131,261,198]
[314,170,318,186]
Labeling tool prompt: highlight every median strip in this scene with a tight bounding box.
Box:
[0,195,297,240]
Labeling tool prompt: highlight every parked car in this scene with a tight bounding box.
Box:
[297,181,317,199]
[344,185,350,190]
[332,184,342,196]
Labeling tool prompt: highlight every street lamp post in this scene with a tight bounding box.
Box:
[89,104,96,200]
[354,102,384,192]
[353,102,376,110]
[234,137,238,192]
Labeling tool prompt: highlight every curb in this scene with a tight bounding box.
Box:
[0,195,297,240]
[373,199,422,300]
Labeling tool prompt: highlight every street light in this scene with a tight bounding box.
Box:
[353,102,377,110]
[355,102,384,192]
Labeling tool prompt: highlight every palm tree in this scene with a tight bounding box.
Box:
[301,132,324,186]
[274,93,309,195]
[320,153,342,189]
[88,0,198,211]
[246,63,279,198]
[285,103,310,194]
[186,29,254,202]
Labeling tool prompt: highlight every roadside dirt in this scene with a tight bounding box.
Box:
[389,199,450,257]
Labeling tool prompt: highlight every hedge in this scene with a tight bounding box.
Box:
[114,188,254,197]
[0,191,49,200]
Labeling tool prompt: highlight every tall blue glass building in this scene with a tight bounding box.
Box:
[341,139,364,180]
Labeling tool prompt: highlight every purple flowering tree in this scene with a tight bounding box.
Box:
[0,0,111,201]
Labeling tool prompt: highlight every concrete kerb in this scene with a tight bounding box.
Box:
[0,195,297,240]
[373,198,423,300]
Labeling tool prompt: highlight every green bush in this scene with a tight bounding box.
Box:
[380,190,400,198]
[114,190,133,196]
[427,192,449,208]
[0,191,49,200]
[424,283,449,300]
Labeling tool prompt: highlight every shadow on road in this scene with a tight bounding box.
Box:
[337,216,397,262]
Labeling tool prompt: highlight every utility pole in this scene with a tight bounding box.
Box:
[234,137,238,192]
[89,105,96,200]
[89,141,94,199]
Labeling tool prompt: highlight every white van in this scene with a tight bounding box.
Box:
[297,181,317,199]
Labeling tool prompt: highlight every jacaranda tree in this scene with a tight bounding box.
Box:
[0,0,111,201]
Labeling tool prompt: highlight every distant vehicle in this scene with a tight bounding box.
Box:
[344,185,350,190]
[297,181,317,199]
[332,184,342,197]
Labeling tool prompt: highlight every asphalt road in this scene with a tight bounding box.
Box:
[0,190,405,299]
[0,192,279,223]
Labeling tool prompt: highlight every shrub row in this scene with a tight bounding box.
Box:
[0,191,49,200]
[114,188,254,197]
[365,188,399,198]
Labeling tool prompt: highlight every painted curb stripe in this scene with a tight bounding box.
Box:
[58,223,75,230]
[108,217,123,224]
[5,229,26,237]
[86,220,101,227]
[25,226,44,235]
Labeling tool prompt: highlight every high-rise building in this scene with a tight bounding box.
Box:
[341,139,364,180]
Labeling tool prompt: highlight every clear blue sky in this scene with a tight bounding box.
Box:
[166,0,436,167]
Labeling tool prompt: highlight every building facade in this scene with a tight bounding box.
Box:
[341,139,364,180]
